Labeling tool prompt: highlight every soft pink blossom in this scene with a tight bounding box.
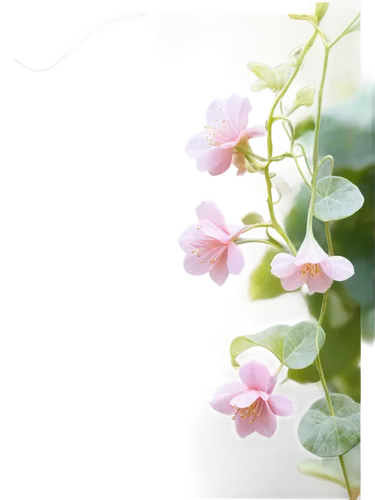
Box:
[271,234,354,294]
[185,95,266,176]
[209,360,295,438]
[178,201,246,286]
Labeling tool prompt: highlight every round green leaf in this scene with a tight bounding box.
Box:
[283,321,325,369]
[298,394,360,457]
[314,176,364,221]
[251,323,291,361]
[228,335,256,368]
[230,325,289,368]
[230,321,325,369]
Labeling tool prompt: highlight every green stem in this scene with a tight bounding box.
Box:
[319,155,334,176]
[263,29,318,255]
[273,115,295,134]
[264,162,296,254]
[310,26,353,500]
[306,43,330,235]
[241,222,272,233]
[339,455,353,500]
[295,142,313,176]
[274,363,284,376]
[292,155,312,189]
[267,29,318,158]
[329,12,360,49]
[315,298,353,500]
[235,237,285,251]
[325,222,334,255]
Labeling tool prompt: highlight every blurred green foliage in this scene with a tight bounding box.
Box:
[236,80,375,401]
[248,248,285,300]
[281,80,375,401]
[298,444,360,498]
[282,79,375,352]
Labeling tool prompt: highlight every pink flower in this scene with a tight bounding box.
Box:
[271,234,354,294]
[209,360,295,438]
[185,95,266,176]
[178,201,246,286]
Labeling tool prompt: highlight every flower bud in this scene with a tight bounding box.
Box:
[288,9,316,23]
[293,85,319,109]
[315,3,329,23]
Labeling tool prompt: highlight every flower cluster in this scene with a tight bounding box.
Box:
[178,6,362,497]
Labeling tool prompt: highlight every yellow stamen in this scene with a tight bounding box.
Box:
[300,263,321,278]
[231,399,263,425]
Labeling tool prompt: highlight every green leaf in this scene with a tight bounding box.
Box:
[288,13,316,22]
[314,176,364,221]
[230,321,325,369]
[230,325,288,368]
[283,322,326,369]
[241,212,264,225]
[228,335,255,368]
[298,394,360,457]
[317,156,334,180]
[298,444,360,494]
[249,249,286,300]
[288,300,360,385]
[342,15,360,37]
[275,62,293,88]
[289,46,303,65]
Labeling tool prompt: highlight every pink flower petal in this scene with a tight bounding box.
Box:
[245,124,267,139]
[195,201,226,228]
[230,390,260,409]
[258,391,269,401]
[320,256,355,281]
[219,134,243,149]
[305,282,314,295]
[225,222,245,238]
[205,97,238,142]
[209,249,230,286]
[185,132,210,159]
[239,360,271,392]
[268,394,295,416]
[267,373,278,394]
[183,245,223,276]
[306,272,333,293]
[280,269,307,291]
[225,94,252,131]
[234,412,257,438]
[208,381,247,415]
[295,235,328,266]
[178,224,207,252]
[227,243,245,275]
[271,253,297,278]
[197,146,233,176]
[253,402,277,438]
[200,219,231,243]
